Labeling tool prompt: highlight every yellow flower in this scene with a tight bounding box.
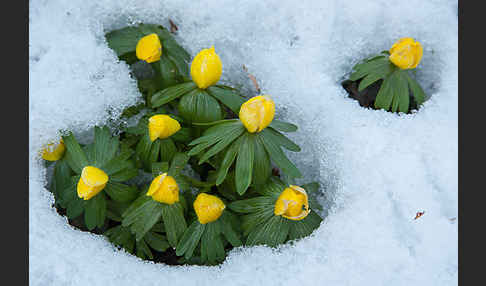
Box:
[274,185,310,221]
[190,46,222,89]
[77,166,109,200]
[148,114,181,142]
[389,37,423,70]
[41,139,65,161]
[146,173,179,204]
[239,95,275,133]
[136,33,162,63]
[193,193,225,224]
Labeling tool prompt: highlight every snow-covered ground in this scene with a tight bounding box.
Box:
[29,0,458,285]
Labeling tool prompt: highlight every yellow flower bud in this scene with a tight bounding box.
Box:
[136,33,162,63]
[190,46,222,89]
[274,185,310,221]
[239,95,275,133]
[148,115,181,142]
[41,139,65,161]
[146,173,179,204]
[193,193,225,224]
[77,166,109,200]
[388,37,423,70]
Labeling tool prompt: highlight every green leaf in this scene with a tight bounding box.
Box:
[246,215,289,247]
[188,121,243,146]
[105,26,144,57]
[252,135,272,186]
[374,75,394,111]
[190,119,239,127]
[269,120,298,133]
[387,70,409,113]
[396,74,410,113]
[198,124,245,164]
[166,52,189,78]
[52,159,73,201]
[258,177,287,197]
[221,213,242,247]
[405,72,426,106]
[356,62,395,91]
[161,203,187,247]
[159,138,177,162]
[178,89,224,123]
[200,221,225,264]
[206,85,246,114]
[144,232,170,252]
[136,239,153,260]
[228,196,275,214]
[152,162,170,177]
[93,126,119,167]
[349,57,393,81]
[288,211,323,241]
[159,54,179,87]
[102,149,135,175]
[358,72,384,92]
[66,198,84,219]
[109,167,138,182]
[151,82,197,108]
[58,175,78,208]
[265,128,301,152]
[176,221,205,259]
[260,131,302,179]
[62,133,88,174]
[215,136,244,185]
[122,196,163,241]
[235,134,255,195]
[105,225,135,253]
[84,193,107,230]
[171,127,192,143]
[240,207,275,236]
[104,182,138,203]
[168,152,190,177]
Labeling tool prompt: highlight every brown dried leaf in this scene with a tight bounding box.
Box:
[169,19,178,34]
[413,211,425,220]
[242,65,261,93]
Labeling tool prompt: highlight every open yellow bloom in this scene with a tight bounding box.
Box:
[274,185,310,221]
[190,46,222,89]
[136,33,162,63]
[389,37,423,70]
[148,114,181,142]
[146,173,179,204]
[77,166,109,200]
[193,193,225,224]
[41,139,65,161]
[239,95,275,133]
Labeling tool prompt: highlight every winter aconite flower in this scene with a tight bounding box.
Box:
[274,185,310,221]
[148,114,181,142]
[389,37,423,70]
[136,33,162,63]
[41,139,65,161]
[193,193,226,224]
[239,95,275,133]
[146,173,179,204]
[77,166,109,200]
[190,46,222,89]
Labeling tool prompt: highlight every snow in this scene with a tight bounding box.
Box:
[29,0,458,285]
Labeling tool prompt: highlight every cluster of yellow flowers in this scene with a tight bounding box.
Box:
[43,33,423,236]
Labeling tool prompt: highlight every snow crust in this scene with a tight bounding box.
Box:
[29,0,458,285]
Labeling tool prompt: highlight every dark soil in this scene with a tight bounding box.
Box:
[341,78,418,112]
